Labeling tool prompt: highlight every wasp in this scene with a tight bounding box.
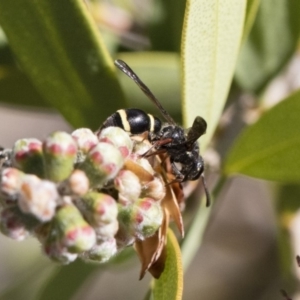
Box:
[100,60,210,206]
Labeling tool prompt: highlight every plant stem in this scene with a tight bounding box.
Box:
[181,174,228,271]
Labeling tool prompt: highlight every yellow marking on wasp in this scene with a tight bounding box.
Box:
[148,114,155,132]
[117,109,131,131]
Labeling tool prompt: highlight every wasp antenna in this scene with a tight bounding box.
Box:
[114,59,176,125]
[201,174,211,207]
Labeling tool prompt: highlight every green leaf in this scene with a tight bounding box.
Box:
[181,196,211,271]
[36,248,135,300]
[224,90,300,182]
[36,261,98,300]
[273,184,300,284]
[0,67,49,108]
[181,0,247,150]
[117,52,182,121]
[235,0,300,93]
[242,0,261,42]
[277,184,300,214]
[0,262,54,300]
[0,0,125,129]
[148,0,186,52]
[181,175,226,271]
[151,229,183,300]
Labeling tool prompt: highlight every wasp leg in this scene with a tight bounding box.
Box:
[141,138,172,158]
[142,148,166,158]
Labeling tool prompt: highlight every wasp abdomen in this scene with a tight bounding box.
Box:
[101,108,161,134]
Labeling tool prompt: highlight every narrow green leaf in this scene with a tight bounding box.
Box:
[235,0,300,93]
[277,184,300,214]
[36,261,98,300]
[181,175,226,271]
[224,90,300,182]
[0,67,49,108]
[181,0,246,150]
[0,0,125,129]
[242,0,261,42]
[0,262,53,300]
[148,0,186,52]
[181,196,211,271]
[275,184,300,284]
[152,229,183,300]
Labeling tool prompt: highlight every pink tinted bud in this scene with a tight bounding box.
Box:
[79,192,118,226]
[12,138,45,177]
[134,157,155,176]
[0,168,24,197]
[53,204,96,253]
[144,176,166,201]
[43,131,77,182]
[98,127,133,158]
[115,222,135,249]
[132,139,152,156]
[43,242,78,264]
[78,143,124,187]
[118,197,163,240]
[58,170,89,196]
[38,220,78,263]
[71,128,98,162]
[0,207,29,240]
[82,238,117,263]
[19,175,58,222]
[114,170,141,205]
[67,170,89,196]
[123,159,154,184]
[94,220,119,240]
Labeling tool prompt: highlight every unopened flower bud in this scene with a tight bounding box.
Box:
[35,222,51,244]
[124,158,154,183]
[43,241,78,264]
[0,207,29,240]
[82,238,117,263]
[134,157,155,177]
[53,204,96,253]
[143,176,166,201]
[0,168,24,198]
[98,127,133,158]
[94,220,119,240]
[43,131,77,182]
[114,170,141,205]
[132,139,152,156]
[19,175,58,222]
[38,221,78,264]
[78,192,118,227]
[12,138,45,178]
[59,170,89,196]
[77,143,124,187]
[71,128,98,163]
[115,222,135,249]
[118,198,163,240]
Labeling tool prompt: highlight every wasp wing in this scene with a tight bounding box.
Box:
[114,59,176,125]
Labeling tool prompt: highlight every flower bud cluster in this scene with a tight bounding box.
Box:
[0,127,167,266]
